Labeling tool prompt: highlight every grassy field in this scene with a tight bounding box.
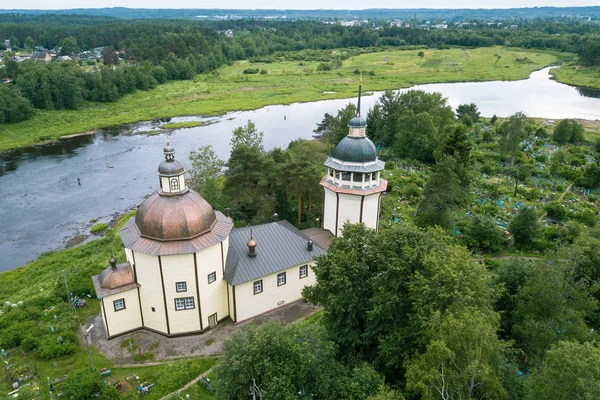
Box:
[0,46,562,153]
[551,63,600,90]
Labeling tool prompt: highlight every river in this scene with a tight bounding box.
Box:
[1,66,600,271]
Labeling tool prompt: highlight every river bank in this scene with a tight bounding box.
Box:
[0,46,562,153]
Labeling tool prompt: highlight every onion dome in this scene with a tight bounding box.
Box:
[247,232,257,258]
[349,115,367,128]
[98,260,135,290]
[332,136,378,163]
[135,191,217,241]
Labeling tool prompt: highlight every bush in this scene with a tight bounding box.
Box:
[573,209,597,226]
[259,68,268,74]
[463,215,505,252]
[545,202,568,222]
[242,68,259,74]
[90,222,108,233]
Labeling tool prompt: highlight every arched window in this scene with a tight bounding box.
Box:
[170,178,180,192]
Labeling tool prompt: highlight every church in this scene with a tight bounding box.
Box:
[92,86,387,339]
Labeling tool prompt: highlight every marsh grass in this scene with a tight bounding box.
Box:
[0,46,560,152]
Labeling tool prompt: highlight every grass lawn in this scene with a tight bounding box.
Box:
[551,63,600,90]
[0,46,562,152]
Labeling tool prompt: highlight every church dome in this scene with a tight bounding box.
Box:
[332,136,377,163]
[98,262,135,290]
[349,116,367,128]
[135,190,217,241]
[158,159,184,176]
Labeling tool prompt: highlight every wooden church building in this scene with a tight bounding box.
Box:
[92,85,386,339]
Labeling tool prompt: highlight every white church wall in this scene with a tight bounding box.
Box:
[196,243,229,329]
[323,188,337,236]
[103,289,142,337]
[161,253,201,334]
[362,193,381,231]
[228,284,236,321]
[337,193,363,236]
[135,252,168,333]
[235,262,316,323]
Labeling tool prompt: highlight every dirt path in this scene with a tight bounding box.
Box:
[159,365,217,400]
[538,183,573,222]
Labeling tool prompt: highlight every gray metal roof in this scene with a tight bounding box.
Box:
[331,136,378,163]
[225,221,327,286]
[324,157,385,173]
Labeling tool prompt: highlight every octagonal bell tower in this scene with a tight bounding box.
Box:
[321,77,387,236]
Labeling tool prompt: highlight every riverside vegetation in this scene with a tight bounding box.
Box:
[0,46,562,152]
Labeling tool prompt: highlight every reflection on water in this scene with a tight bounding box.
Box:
[2,66,600,270]
[576,86,600,99]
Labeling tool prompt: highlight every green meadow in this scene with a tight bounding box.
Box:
[0,46,561,153]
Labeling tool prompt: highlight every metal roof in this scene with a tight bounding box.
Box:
[92,274,139,299]
[224,221,327,286]
[301,228,333,251]
[324,158,385,173]
[120,211,233,256]
[331,136,377,163]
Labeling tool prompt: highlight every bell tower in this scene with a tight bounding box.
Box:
[320,74,387,236]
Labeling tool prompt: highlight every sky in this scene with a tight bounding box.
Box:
[8,0,600,11]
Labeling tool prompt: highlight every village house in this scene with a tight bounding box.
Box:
[92,85,385,339]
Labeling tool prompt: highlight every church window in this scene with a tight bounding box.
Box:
[277,272,286,286]
[208,272,216,284]
[299,265,308,279]
[253,280,263,294]
[329,169,334,177]
[175,297,195,311]
[353,173,363,182]
[170,178,180,191]
[113,298,125,311]
[176,282,187,292]
[341,172,352,182]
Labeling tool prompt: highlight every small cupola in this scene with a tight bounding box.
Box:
[307,240,313,251]
[348,69,367,138]
[157,140,187,195]
[109,256,117,270]
[247,231,257,258]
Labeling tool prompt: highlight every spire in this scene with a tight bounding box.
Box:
[357,68,363,117]
[163,140,175,161]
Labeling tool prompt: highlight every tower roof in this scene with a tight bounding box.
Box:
[331,136,378,163]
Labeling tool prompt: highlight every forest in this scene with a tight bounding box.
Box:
[1,15,600,127]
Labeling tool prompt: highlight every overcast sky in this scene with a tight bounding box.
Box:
[7,0,600,11]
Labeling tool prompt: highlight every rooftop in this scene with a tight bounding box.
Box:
[224,220,326,286]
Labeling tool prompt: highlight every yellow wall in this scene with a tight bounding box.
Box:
[161,253,201,334]
[197,242,229,329]
[103,289,142,337]
[135,252,168,333]
[234,262,316,322]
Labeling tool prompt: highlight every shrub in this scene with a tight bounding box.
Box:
[242,68,259,74]
[259,68,268,74]
[463,215,505,252]
[545,202,568,222]
[90,223,108,233]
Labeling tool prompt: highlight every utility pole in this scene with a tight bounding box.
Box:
[62,270,95,372]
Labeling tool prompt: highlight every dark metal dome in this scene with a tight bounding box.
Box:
[332,136,377,163]
[158,159,184,176]
[349,116,367,128]
[135,190,217,241]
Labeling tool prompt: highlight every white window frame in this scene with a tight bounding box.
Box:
[170,177,179,191]
[300,265,308,279]
[277,272,286,286]
[175,296,195,311]
[208,272,216,284]
[176,281,187,292]
[113,298,125,311]
[253,280,263,295]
